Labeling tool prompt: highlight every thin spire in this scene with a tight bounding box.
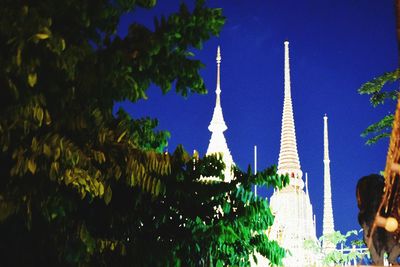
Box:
[322,114,335,250]
[208,46,227,133]
[206,46,234,182]
[216,46,221,95]
[277,40,303,182]
[284,41,291,98]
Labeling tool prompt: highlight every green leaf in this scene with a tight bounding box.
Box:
[117,130,127,142]
[43,144,51,157]
[28,73,37,87]
[36,108,44,125]
[35,33,50,40]
[45,110,51,125]
[27,159,36,174]
[60,38,66,51]
[16,47,22,66]
[252,253,258,265]
[361,114,393,144]
[99,183,104,196]
[104,185,112,205]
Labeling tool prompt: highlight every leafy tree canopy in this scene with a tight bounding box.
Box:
[0,0,287,266]
[358,69,399,145]
[304,230,369,266]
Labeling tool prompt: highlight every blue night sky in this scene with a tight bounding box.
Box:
[115,1,398,238]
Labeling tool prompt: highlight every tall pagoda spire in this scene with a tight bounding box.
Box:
[322,114,335,250]
[268,41,318,266]
[206,46,234,181]
[207,46,226,133]
[277,40,303,184]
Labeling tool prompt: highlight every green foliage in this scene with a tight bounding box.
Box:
[321,230,368,266]
[360,114,394,145]
[154,154,288,266]
[321,230,357,247]
[358,69,400,107]
[0,0,286,266]
[358,69,399,144]
[304,230,368,266]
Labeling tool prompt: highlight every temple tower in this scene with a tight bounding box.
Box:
[205,46,234,182]
[322,115,335,250]
[277,40,302,182]
[268,41,319,266]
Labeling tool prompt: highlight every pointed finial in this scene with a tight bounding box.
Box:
[216,46,221,64]
[283,40,292,98]
[216,46,221,95]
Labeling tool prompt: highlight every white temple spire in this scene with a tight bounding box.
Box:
[267,41,318,267]
[208,46,227,133]
[205,46,234,182]
[322,114,335,250]
[277,40,303,184]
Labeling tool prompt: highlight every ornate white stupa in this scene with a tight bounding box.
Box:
[268,40,319,266]
[322,115,335,251]
[204,46,235,182]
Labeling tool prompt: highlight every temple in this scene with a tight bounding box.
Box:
[202,43,340,266]
[267,41,319,266]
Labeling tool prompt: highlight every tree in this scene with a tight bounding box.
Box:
[358,0,400,145]
[0,0,286,266]
[304,230,369,266]
[358,69,399,145]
